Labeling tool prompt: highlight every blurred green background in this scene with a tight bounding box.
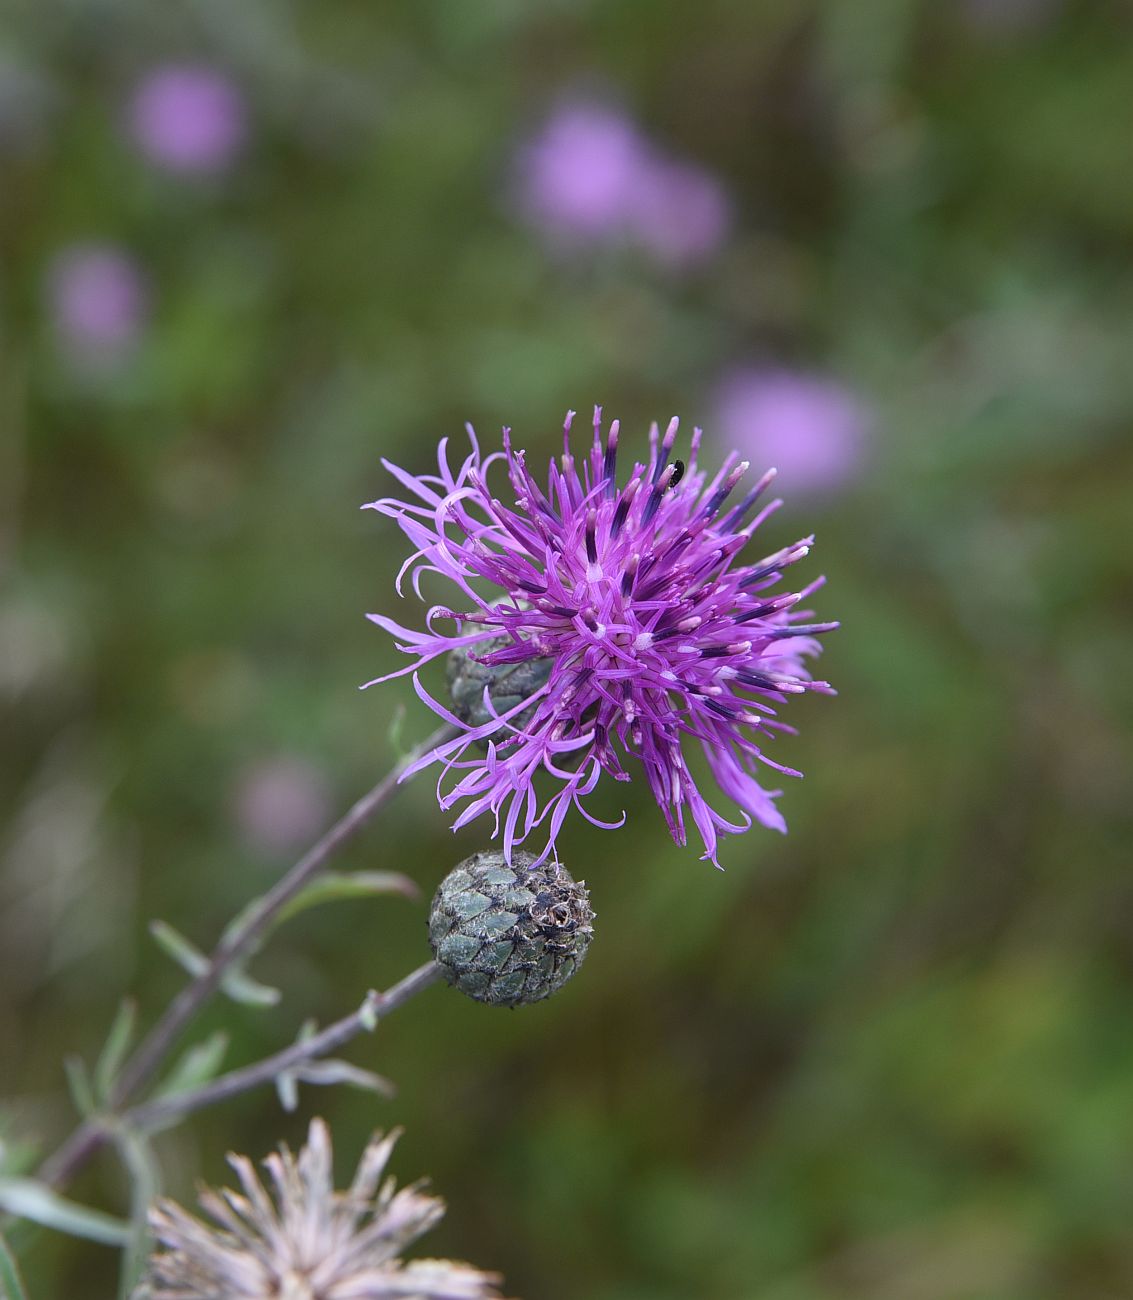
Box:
[3,2,1133,1297]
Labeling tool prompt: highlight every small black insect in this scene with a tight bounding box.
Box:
[667,458,685,489]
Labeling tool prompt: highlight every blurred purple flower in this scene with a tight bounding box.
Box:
[46,243,149,365]
[364,408,835,867]
[631,157,732,268]
[517,102,647,244]
[712,369,870,498]
[517,99,730,267]
[233,755,331,857]
[128,63,246,175]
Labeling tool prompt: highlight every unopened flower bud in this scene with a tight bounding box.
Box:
[445,631,553,732]
[428,850,594,1007]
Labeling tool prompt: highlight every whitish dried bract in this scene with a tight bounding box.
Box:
[136,1119,506,1299]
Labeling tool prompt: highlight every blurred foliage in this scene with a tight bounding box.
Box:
[2,1,1133,1298]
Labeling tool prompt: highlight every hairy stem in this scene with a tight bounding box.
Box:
[128,962,444,1130]
[37,724,455,1191]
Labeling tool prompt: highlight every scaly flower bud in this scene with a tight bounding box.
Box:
[429,850,594,1007]
[445,630,553,732]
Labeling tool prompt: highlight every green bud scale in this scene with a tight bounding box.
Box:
[445,631,553,732]
[428,850,594,1007]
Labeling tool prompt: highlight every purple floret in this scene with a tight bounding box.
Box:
[363,409,836,867]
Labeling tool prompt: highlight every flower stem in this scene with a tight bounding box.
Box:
[127,961,444,1130]
[36,724,455,1191]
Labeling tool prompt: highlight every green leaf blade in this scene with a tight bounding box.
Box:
[95,998,138,1104]
[275,871,419,928]
[219,968,281,1007]
[0,1178,130,1246]
[152,1032,229,1105]
[63,1057,97,1119]
[148,922,208,979]
[113,1128,161,1300]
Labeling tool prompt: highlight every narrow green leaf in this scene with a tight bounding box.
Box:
[214,866,417,1008]
[219,968,281,1008]
[148,921,208,978]
[218,895,264,947]
[292,1059,396,1099]
[275,1069,299,1113]
[0,1178,130,1246]
[0,1125,39,1180]
[113,1128,161,1300]
[152,1032,229,1102]
[358,998,379,1032]
[95,999,138,1104]
[275,871,419,927]
[63,1056,97,1119]
[153,918,279,1009]
[274,1020,316,1113]
[0,1229,28,1300]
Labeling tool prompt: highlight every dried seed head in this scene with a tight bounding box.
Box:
[134,1120,503,1299]
[428,850,594,1007]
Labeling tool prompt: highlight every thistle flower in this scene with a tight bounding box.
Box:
[515,101,646,246]
[128,63,246,176]
[46,243,149,366]
[712,368,870,499]
[515,99,731,269]
[629,157,732,270]
[364,409,836,867]
[137,1119,504,1299]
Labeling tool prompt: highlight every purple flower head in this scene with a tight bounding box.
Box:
[516,102,647,244]
[46,243,149,365]
[712,369,870,499]
[631,157,732,269]
[516,100,731,268]
[128,62,246,175]
[364,409,836,868]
